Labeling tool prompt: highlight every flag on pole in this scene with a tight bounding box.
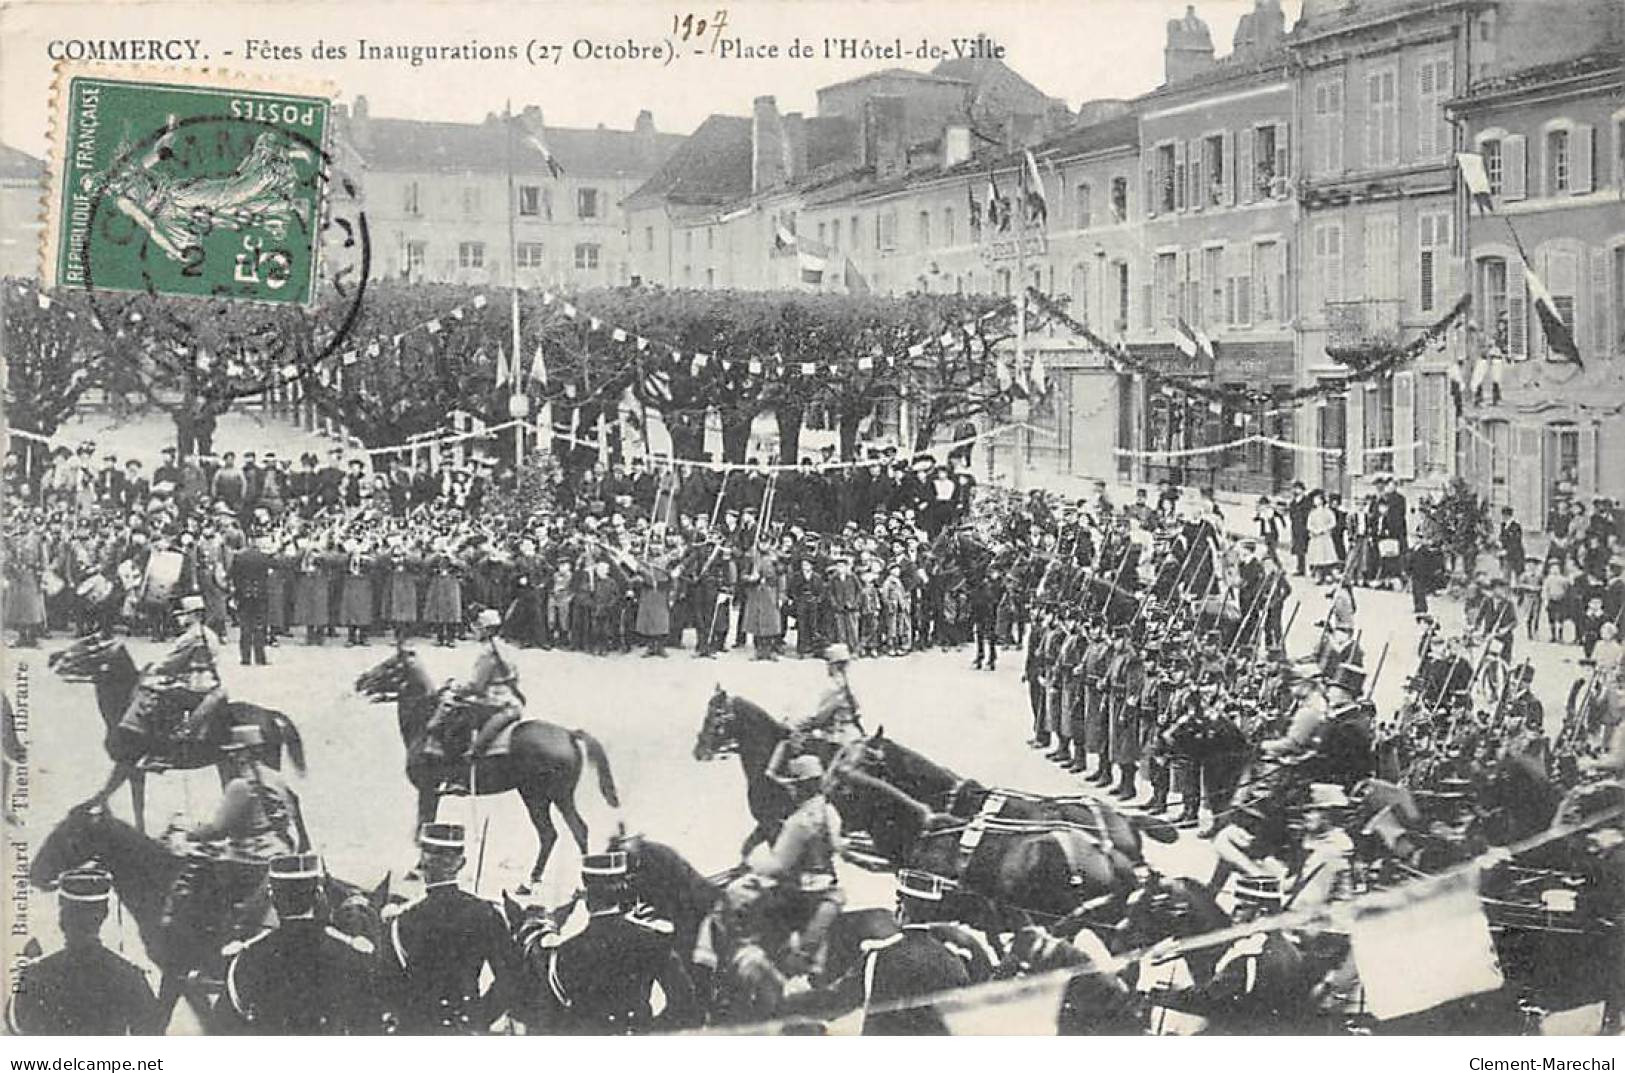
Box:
[1525,265,1584,368]
[1022,150,1048,228]
[493,345,509,388]
[967,181,983,235]
[774,223,797,255]
[987,172,1009,232]
[518,126,564,178]
[844,258,871,295]
[1456,153,1495,214]
[1173,317,1214,361]
[530,343,548,384]
[797,248,827,285]
[1029,351,1048,394]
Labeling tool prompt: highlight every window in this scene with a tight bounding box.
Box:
[1071,263,1090,327]
[706,268,715,287]
[576,188,600,219]
[462,187,482,216]
[850,216,860,247]
[831,218,841,250]
[1074,183,1092,229]
[1253,241,1281,322]
[997,268,1012,296]
[1114,261,1130,329]
[1364,380,1395,473]
[683,230,693,252]
[1365,66,1398,168]
[917,210,931,248]
[1253,126,1278,198]
[1204,133,1226,205]
[816,222,826,245]
[1313,223,1344,307]
[1482,138,1504,193]
[1230,249,1252,326]
[1313,77,1344,175]
[944,207,955,246]
[403,181,420,216]
[877,209,897,251]
[1156,252,1178,327]
[644,227,655,252]
[1204,246,1224,330]
[1364,213,1399,301]
[1416,55,1452,161]
[1539,249,1579,361]
[458,241,485,269]
[1418,212,1451,313]
[1615,246,1625,356]
[518,185,542,216]
[403,240,426,276]
[1547,129,1571,194]
[707,227,715,250]
[516,242,545,269]
[1156,144,1177,213]
[574,243,601,270]
[1110,177,1129,222]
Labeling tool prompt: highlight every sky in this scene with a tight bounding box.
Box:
[0,0,1302,157]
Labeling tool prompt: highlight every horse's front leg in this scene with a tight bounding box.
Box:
[88,762,133,819]
[405,788,438,881]
[129,770,147,835]
[153,971,185,1034]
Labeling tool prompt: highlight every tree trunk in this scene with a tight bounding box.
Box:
[774,402,805,465]
[913,408,940,452]
[836,405,866,461]
[719,407,756,464]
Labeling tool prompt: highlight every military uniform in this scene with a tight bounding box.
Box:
[1107,638,1147,797]
[381,843,519,1033]
[1080,630,1115,781]
[6,869,161,1035]
[218,854,381,1034]
[533,898,698,1033]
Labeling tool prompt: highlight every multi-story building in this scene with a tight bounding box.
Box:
[1449,44,1625,531]
[0,143,44,279]
[336,97,683,288]
[1123,1,1299,496]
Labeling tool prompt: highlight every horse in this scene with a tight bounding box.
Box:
[845,727,1176,865]
[692,685,840,856]
[825,746,1137,925]
[48,632,307,833]
[28,801,390,1033]
[354,644,621,892]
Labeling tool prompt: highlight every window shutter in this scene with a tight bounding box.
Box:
[1275,123,1291,194]
[1144,153,1157,218]
[1346,385,1365,477]
[1392,371,1416,478]
[1508,268,1528,358]
[1592,248,1611,354]
[1420,249,1435,313]
[1238,130,1255,203]
[1224,131,1237,206]
[1418,63,1436,160]
[1572,123,1594,193]
[1281,239,1293,321]
[1193,246,1205,325]
[1577,423,1598,499]
[1328,225,1344,303]
[1510,424,1544,527]
[1189,139,1204,211]
[1174,142,1187,211]
[1503,135,1527,200]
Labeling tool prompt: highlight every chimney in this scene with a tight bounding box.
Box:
[782,112,808,180]
[634,109,655,136]
[752,95,787,194]
[1232,0,1285,59]
[942,125,972,170]
[863,95,906,181]
[1164,4,1216,84]
[522,104,544,127]
[349,94,372,152]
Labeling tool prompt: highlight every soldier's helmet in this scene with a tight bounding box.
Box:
[268,853,324,917]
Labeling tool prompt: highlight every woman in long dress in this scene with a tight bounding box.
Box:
[1306,491,1339,582]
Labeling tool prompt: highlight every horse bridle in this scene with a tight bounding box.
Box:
[703,700,740,758]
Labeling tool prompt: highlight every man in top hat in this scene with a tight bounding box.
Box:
[163,723,305,935]
[218,853,381,1034]
[380,823,520,1034]
[748,752,845,982]
[522,851,698,1033]
[6,867,161,1035]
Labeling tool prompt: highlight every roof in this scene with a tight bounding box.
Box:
[1451,51,1622,108]
[816,67,969,95]
[0,143,44,182]
[1140,47,1292,103]
[340,115,683,177]
[624,114,753,208]
[1289,0,1486,47]
[1033,113,1139,161]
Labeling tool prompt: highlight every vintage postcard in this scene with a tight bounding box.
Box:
[1,0,1621,1057]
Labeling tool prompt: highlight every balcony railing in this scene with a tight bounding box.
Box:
[1325,299,1403,354]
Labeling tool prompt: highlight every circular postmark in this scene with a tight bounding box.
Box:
[74,108,370,385]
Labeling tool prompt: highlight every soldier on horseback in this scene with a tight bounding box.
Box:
[132,595,231,771]
[161,723,306,937]
[425,609,526,793]
[798,643,864,742]
[739,752,845,983]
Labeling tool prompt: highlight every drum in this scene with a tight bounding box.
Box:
[76,574,113,603]
[42,568,66,597]
[142,550,185,606]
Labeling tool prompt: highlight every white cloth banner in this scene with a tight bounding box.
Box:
[1349,870,1503,1021]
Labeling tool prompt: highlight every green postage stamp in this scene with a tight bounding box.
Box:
[42,66,334,305]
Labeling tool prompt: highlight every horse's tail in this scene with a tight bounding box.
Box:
[571,729,621,809]
[272,711,308,776]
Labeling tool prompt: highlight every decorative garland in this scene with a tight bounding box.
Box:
[1024,286,1471,410]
